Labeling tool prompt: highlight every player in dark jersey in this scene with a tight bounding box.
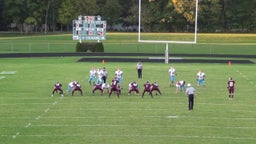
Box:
[52,82,63,97]
[128,81,139,96]
[72,82,83,96]
[227,77,235,100]
[142,81,153,98]
[92,83,103,95]
[109,78,120,98]
[150,82,162,95]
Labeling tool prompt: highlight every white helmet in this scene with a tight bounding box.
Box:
[187,83,191,87]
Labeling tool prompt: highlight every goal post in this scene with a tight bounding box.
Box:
[138,0,199,63]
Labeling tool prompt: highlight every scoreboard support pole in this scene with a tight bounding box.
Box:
[165,43,169,64]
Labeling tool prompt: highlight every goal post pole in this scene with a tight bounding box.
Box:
[165,43,169,64]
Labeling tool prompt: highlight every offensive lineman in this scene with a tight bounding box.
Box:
[142,81,153,98]
[128,81,139,96]
[72,82,83,96]
[52,82,63,97]
[176,80,186,94]
[150,82,162,95]
[109,77,120,98]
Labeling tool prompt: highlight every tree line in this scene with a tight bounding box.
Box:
[0,0,255,33]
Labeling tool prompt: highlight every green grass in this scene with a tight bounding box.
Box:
[1,57,256,144]
[0,33,256,54]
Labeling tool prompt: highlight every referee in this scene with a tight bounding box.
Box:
[185,83,196,110]
[136,61,143,79]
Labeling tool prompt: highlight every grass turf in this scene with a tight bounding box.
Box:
[0,33,256,54]
[0,57,256,144]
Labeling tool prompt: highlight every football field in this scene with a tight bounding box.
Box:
[1,57,256,144]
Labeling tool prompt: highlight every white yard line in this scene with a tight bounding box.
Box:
[28,123,256,130]
[3,134,256,141]
[236,70,256,87]
[0,71,16,74]
[8,98,62,140]
[0,76,5,80]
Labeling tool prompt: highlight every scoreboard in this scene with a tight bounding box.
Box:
[72,16,107,41]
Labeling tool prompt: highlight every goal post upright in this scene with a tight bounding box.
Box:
[138,0,199,64]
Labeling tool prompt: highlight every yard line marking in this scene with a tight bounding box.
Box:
[5,134,256,140]
[0,71,16,74]
[30,115,256,121]
[45,108,50,113]
[7,96,63,141]
[166,115,179,119]
[35,115,41,120]
[31,124,256,130]
[12,132,20,139]
[25,123,31,128]
[0,76,5,79]
[52,101,57,105]
[0,103,53,106]
[236,70,255,88]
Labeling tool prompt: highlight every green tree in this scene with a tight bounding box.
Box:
[119,0,136,25]
[57,0,75,31]
[223,0,256,32]
[198,0,222,32]
[73,0,98,16]
[2,0,50,33]
[101,0,122,28]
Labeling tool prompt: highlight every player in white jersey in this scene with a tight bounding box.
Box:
[176,80,186,93]
[88,67,97,85]
[96,68,103,85]
[115,68,123,84]
[168,66,176,87]
[67,81,77,93]
[197,70,205,87]
[101,82,110,94]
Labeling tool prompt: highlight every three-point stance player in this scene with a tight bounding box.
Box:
[142,81,153,98]
[52,82,63,97]
[128,81,139,96]
[227,77,235,100]
[176,80,186,94]
[109,77,120,98]
[72,82,83,96]
[101,82,110,94]
[92,82,103,95]
[150,82,162,95]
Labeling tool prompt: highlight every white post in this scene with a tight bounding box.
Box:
[165,43,169,64]
[194,0,199,43]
